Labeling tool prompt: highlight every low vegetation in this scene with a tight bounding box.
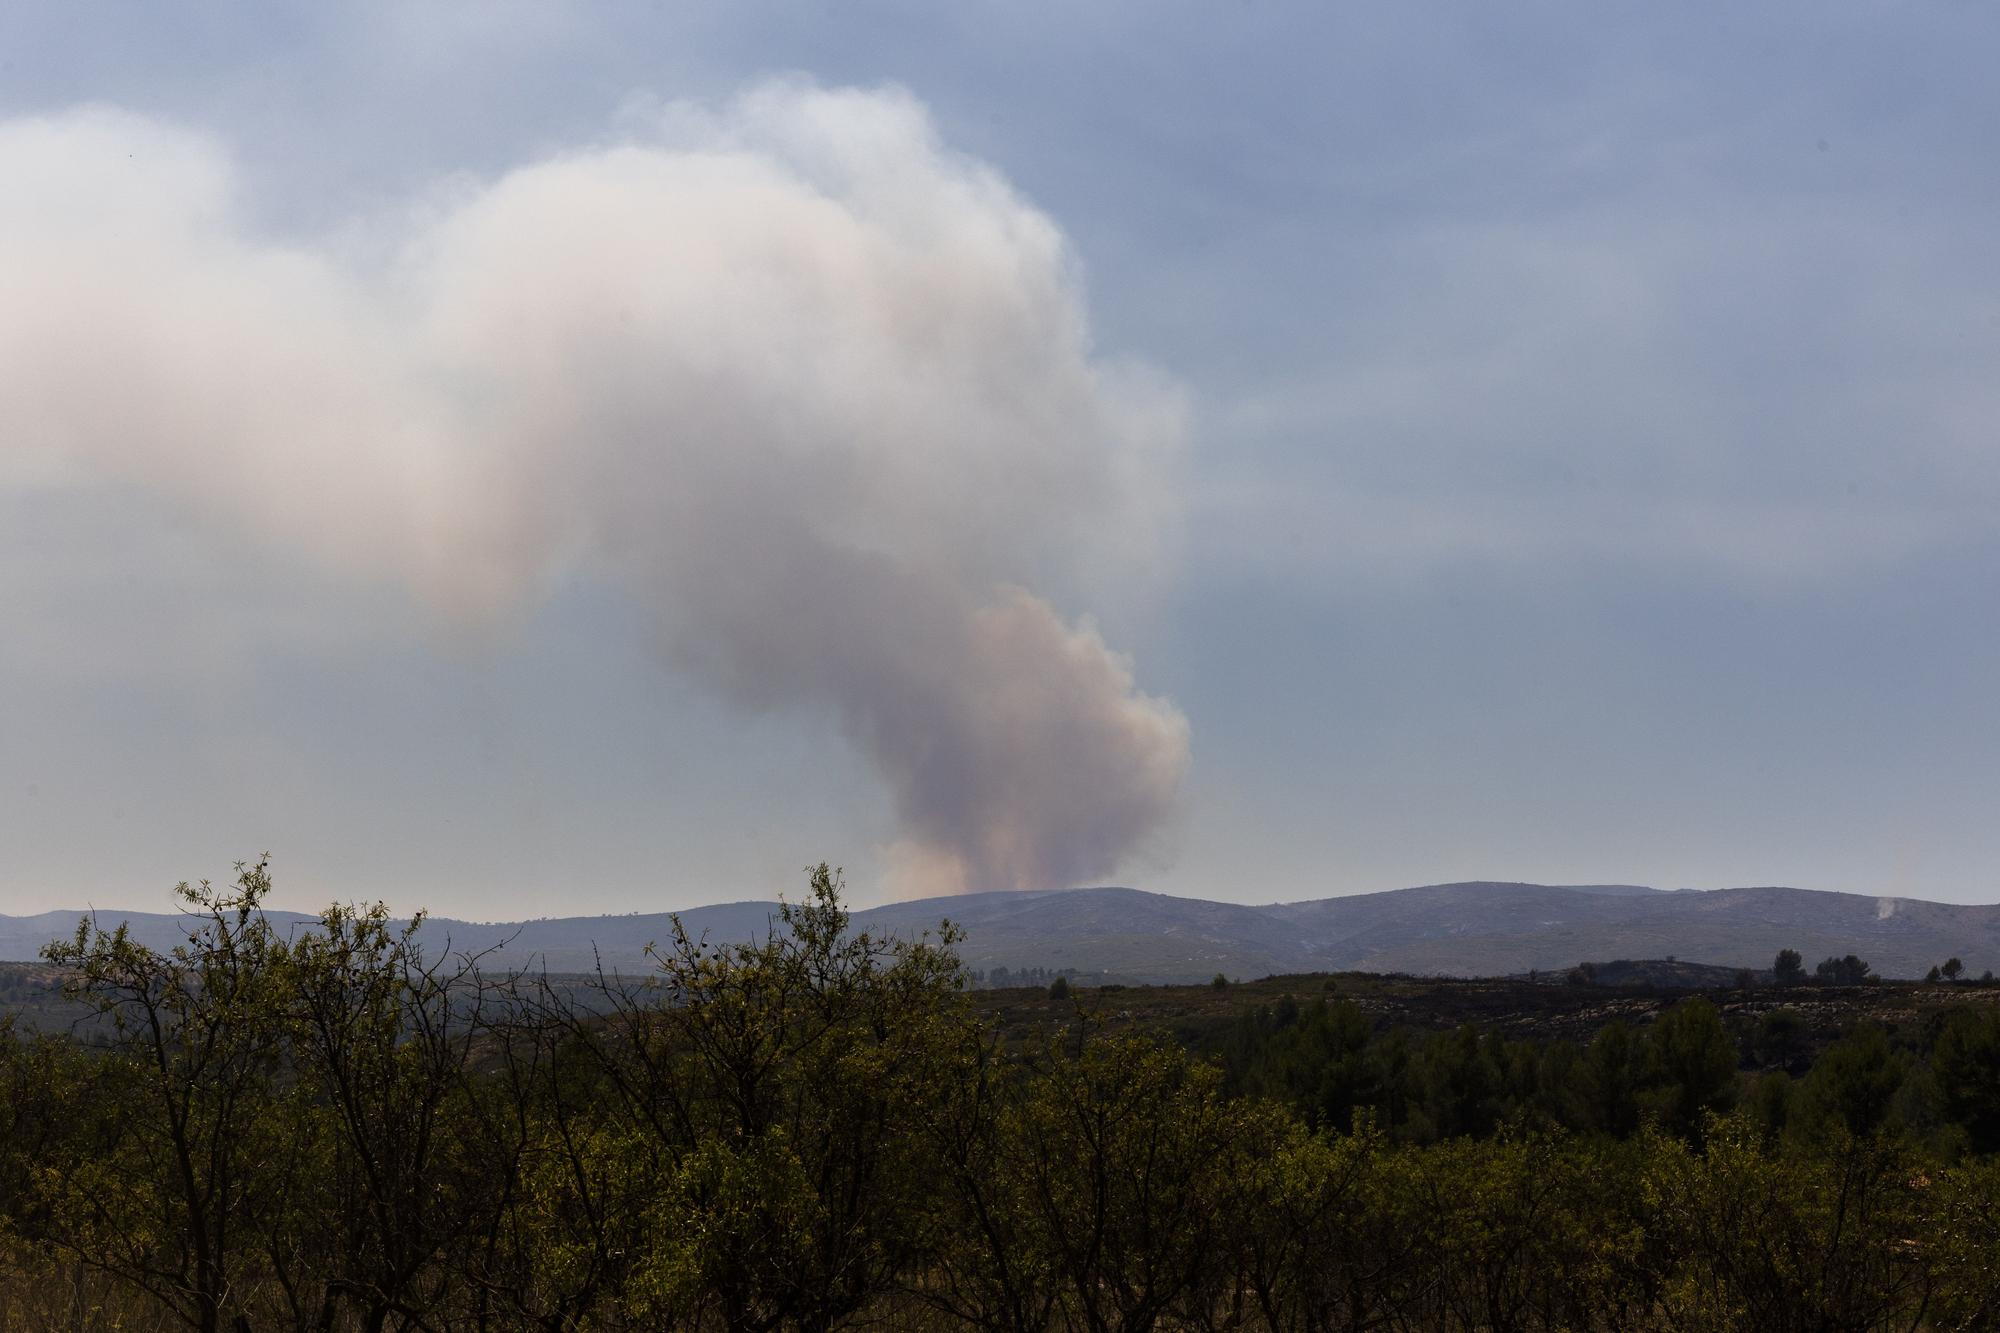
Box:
[2,861,1998,1330]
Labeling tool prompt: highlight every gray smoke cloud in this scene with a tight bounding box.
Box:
[0,82,1190,896]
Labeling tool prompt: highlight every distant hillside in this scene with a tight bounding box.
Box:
[3,881,1996,984]
[0,907,323,966]
[866,882,2000,983]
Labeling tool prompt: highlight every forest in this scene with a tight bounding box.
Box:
[1,861,1997,1332]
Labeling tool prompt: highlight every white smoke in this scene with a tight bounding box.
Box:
[0,83,1189,894]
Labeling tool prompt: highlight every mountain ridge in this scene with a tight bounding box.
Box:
[4,880,1995,983]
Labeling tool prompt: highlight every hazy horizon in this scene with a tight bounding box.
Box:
[10,875,2000,928]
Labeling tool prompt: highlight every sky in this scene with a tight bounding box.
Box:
[4,2,2000,916]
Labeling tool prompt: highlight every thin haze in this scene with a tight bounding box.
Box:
[4,2,2000,914]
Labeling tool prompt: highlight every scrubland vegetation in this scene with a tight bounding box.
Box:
[2,861,1998,1331]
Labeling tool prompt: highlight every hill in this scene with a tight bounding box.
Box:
[3,880,1996,984]
[869,882,1999,982]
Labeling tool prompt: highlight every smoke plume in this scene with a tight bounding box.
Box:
[0,83,1189,894]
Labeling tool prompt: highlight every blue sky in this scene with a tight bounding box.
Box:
[4,3,1999,914]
